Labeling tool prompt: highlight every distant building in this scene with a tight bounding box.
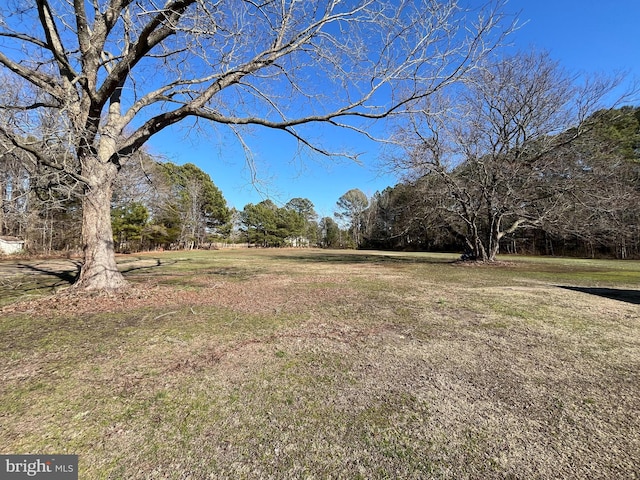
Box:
[0,236,25,254]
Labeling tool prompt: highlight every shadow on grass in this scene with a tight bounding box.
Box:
[0,262,83,301]
[119,258,179,275]
[0,257,233,299]
[11,258,175,289]
[268,251,458,265]
[118,257,251,283]
[558,285,640,305]
[16,261,82,285]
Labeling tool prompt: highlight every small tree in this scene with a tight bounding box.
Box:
[285,198,317,246]
[319,216,341,248]
[335,188,369,247]
[241,200,279,247]
[0,141,30,238]
[160,163,230,249]
[111,203,149,252]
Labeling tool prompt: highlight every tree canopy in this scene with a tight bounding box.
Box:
[361,104,640,258]
[390,52,632,261]
[240,198,316,247]
[335,188,369,247]
[0,0,512,289]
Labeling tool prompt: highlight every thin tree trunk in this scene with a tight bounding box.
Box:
[0,178,6,236]
[48,213,53,254]
[487,237,500,261]
[487,224,500,261]
[465,220,490,261]
[75,163,127,290]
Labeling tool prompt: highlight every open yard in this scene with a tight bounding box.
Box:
[1,249,639,479]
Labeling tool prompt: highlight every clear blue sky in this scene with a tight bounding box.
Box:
[148,0,640,218]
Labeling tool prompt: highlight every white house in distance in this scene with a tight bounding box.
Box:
[0,236,25,255]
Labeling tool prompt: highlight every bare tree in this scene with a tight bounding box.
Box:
[0,0,512,289]
[0,73,84,251]
[393,51,630,261]
[0,141,30,238]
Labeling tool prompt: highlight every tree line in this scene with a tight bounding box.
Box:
[0,149,360,252]
[355,105,640,259]
[0,153,222,253]
[3,103,639,258]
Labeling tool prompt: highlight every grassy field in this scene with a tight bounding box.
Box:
[1,249,639,479]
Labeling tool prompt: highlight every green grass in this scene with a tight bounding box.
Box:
[1,249,639,478]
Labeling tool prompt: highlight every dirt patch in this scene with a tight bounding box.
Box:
[0,272,360,318]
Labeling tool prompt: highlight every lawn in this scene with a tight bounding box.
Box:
[1,249,639,479]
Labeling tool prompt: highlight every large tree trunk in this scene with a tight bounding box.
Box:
[75,160,127,290]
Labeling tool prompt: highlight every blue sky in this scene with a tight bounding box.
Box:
[148,0,640,218]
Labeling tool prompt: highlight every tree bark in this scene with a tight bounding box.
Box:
[75,161,127,290]
[0,177,6,236]
[487,233,500,261]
